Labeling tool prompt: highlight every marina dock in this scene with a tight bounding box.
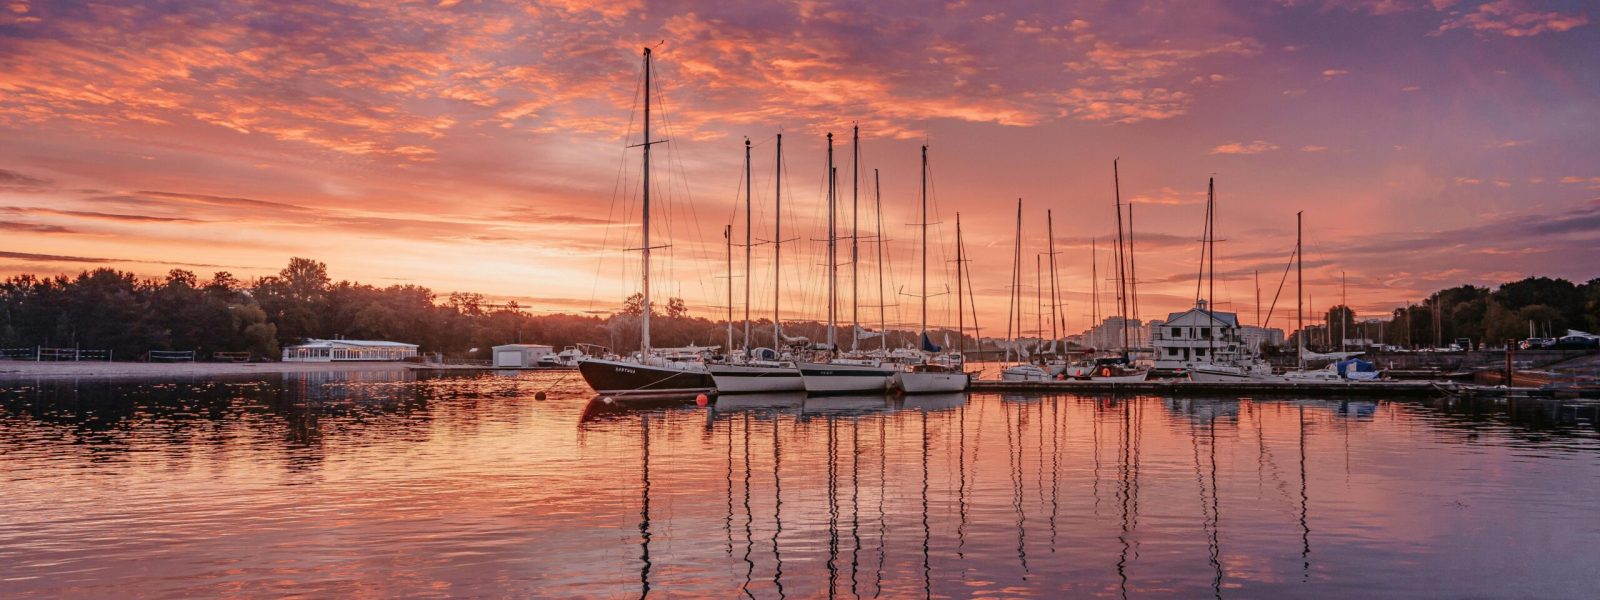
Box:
[970,379,1449,397]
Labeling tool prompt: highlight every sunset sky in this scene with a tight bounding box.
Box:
[2,0,1596,335]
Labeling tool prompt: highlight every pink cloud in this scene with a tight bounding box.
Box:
[1436,0,1589,36]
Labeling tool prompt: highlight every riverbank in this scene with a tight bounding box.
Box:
[0,360,413,381]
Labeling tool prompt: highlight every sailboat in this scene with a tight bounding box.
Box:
[1168,178,1275,382]
[1086,159,1147,382]
[707,136,806,393]
[578,47,717,397]
[896,145,967,394]
[1001,199,1049,382]
[798,128,895,394]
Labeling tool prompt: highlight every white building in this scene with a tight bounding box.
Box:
[1151,300,1251,371]
[492,343,553,367]
[282,339,419,362]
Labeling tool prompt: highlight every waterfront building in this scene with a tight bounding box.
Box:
[281,339,419,362]
[491,344,553,367]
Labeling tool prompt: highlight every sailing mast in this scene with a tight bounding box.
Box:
[1297,210,1304,370]
[1112,160,1130,359]
[851,126,860,352]
[1047,210,1061,353]
[1092,238,1100,337]
[919,145,929,345]
[874,169,887,351]
[725,224,733,352]
[743,138,752,353]
[640,47,654,353]
[956,212,965,358]
[1005,199,1022,363]
[773,134,783,347]
[826,133,836,352]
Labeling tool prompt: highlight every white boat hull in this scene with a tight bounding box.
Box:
[1091,372,1149,383]
[897,371,968,394]
[797,362,895,394]
[1001,366,1050,382]
[708,363,806,393]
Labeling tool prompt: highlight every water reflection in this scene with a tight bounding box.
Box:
[1,373,1598,598]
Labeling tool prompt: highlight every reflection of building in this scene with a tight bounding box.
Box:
[492,344,552,367]
[282,339,419,362]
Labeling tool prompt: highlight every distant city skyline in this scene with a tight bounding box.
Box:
[2,0,1596,331]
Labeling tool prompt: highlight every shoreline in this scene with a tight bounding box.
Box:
[0,360,415,381]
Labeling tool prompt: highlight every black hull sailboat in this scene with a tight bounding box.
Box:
[577,47,715,398]
[579,357,716,397]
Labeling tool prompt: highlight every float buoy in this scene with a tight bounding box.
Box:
[535,391,547,401]
[695,393,710,406]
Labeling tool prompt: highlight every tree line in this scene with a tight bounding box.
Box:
[1293,276,1600,350]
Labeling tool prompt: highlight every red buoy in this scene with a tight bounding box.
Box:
[696,393,709,406]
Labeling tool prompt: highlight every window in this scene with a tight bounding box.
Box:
[1168,348,1180,356]
[1171,327,1182,338]
[1196,348,1207,356]
[1200,327,1211,338]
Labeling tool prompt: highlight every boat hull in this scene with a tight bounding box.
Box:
[708,363,806,393]
[578,358,715,396]
[897,371,969,394]
[1091,372,1149,383]
[798,362,895,394]
[1001,366,1050,382]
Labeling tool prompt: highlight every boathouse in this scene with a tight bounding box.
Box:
[491,343,553,367]
[281,339,419,362]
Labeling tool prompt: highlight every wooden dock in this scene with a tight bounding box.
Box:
[968,379,1448,397]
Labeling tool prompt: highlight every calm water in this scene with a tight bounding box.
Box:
[1,370,1598,598]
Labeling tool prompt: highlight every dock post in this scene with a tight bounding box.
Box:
[1504,341,1514,386]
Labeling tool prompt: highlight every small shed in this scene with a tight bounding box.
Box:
[492,344,553,367]
[282,339,419,362]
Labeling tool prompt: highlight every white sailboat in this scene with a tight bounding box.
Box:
[1000,199,1049,382]
[708,136,805,393]
[798,127,894,394]
[897,145,967,394]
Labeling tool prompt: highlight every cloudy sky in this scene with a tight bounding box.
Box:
[1,0,1595,334]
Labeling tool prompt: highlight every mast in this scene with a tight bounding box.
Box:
[1340,271,1347,353]
[725,224,733,353]
[640,47,653,353]
[1297,210,1304,369]
[773,134,783,348]
[919,145,928,343]
[1047,210,1060,351]
[743,138,752,353]
[1128,202,1139,332]
[1035,254,1042,350]
[1006,199,1022,363]
[1208,178,1216,359]
[1092,238,1100,338]
[956,212,965,358]
[874,169,886,351]
[851,125,860,352]
[826,133,836,351]
[1112,160,1129,358]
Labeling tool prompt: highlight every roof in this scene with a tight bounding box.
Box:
[1163,304,1239,328]
[492,344,553,350]
[286,339,419,349]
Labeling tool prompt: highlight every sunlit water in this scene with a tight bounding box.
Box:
[2,369,1598,598]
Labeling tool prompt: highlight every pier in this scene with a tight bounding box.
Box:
[970,379,1448,397]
